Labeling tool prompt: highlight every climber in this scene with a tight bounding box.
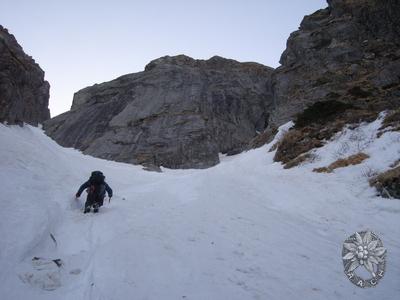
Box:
[75,171,113,213]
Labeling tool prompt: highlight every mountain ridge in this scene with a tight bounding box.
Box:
[44,54,273,169]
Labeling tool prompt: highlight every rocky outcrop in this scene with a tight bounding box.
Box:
[270,0,400,167]
[44,55,273,168]
[270,0,400,128]
[0,25,50,125]
[45,0,400,169]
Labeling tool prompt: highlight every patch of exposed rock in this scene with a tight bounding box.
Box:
[271,0,400,166]
[270,0,400,128]
[0,25,50,125]
[44,55,273,168]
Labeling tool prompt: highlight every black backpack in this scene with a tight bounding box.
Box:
[89,171,105,185]
[87,171,106,199]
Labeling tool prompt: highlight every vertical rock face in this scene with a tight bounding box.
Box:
[45,0,400,169]
[270,0,400,127]
[0,25,50,125]
[44,55,273,168]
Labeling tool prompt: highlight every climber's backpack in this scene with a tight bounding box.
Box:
[89,171,105,184]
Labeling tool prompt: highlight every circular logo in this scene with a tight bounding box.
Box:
[342,231,386,288]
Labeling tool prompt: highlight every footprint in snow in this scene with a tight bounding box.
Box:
[18,257,82,291]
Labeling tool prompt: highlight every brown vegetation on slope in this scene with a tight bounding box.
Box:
[370,166,400,199]
[313,152,369,173]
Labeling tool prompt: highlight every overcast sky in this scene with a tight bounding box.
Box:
[1,0,327,117]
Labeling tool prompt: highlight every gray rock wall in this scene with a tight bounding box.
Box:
[45,55,273,168]
[0,25,50,125]
[269,0,400,127]
[45,0,400,169]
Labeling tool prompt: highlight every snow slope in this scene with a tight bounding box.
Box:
[0,117,399,300]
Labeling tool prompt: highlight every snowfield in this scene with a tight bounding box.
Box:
[0,116,399,300]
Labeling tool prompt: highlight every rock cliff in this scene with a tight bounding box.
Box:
[44,0,400,169]
[0,25,50,125]
[271,0,400,168]
[270,0,400,127]
[44,55,273,168]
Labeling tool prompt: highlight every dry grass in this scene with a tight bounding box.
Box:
[284,153,315,169]
[370,166,400,199]
[382,109,400,127]
[378,109,400,136]
[273,106,377,166]
[247,127,278,150]
[274,129,323,164]
[313,152,369,173]
[313,166,330,173]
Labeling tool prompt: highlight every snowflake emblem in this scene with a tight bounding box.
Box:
[342,231,386,288]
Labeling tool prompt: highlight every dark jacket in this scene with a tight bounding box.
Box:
[76,181,113,198]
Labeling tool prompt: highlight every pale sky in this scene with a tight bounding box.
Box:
[1,0,327,117]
